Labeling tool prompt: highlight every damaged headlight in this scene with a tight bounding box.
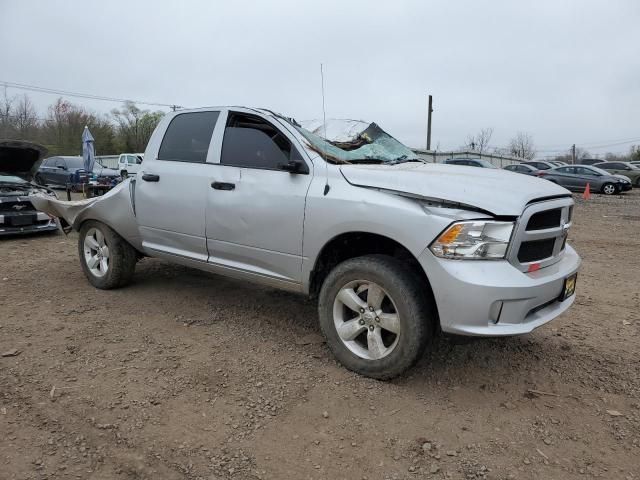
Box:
[429,220,514,260]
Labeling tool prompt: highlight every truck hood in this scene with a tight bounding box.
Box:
[340,162,571,216]
[0,140,48,181]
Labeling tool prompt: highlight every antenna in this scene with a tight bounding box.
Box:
[320,63,330,195]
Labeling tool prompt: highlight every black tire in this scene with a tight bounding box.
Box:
[78,220,137,289]
[635,177,640,188]
[318,255,434,380]
[601,182,617,195]
[34,173,45,186]
[121,170,128,179]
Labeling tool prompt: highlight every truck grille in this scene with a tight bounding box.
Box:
[508,197,573,271]
[526,208,561,230]
[518,239,556,262]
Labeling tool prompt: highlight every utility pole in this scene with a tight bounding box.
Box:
[426,95,433,151]
[571,144,576,164]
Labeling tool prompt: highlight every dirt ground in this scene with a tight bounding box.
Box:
[1,189,639,480]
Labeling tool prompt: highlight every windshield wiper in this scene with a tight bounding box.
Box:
[387,158,425,165]
[347,159,386,164]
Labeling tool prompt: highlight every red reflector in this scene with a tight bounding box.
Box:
[528,263,541,272]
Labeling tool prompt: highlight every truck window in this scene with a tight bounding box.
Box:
[220,113,300,170]
[158,111,220,163]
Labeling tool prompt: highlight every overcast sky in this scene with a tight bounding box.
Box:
[1,0,639,157]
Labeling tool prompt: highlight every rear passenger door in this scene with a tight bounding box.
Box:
[551,167,577,189]
[135,111,221,261]
[205,110,312,287]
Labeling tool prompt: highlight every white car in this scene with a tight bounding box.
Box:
[117,153,144,178]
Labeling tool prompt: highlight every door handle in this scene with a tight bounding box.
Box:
[142,173,160,182]
[211,181,235,191]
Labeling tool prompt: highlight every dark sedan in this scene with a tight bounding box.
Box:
[0,140,58,236]
[444,158,497,168]
[538,165,631,195]
[521,160,556,170]
[36,156,119,188]
[503,164,540,176]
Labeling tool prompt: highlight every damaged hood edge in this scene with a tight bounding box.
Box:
[339,163,572,217]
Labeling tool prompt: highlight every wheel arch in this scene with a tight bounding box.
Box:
[308,231,437,316]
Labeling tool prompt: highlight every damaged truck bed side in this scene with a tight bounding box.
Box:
[30,106,581,380]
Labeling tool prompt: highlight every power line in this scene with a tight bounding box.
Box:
[1,80,181,109]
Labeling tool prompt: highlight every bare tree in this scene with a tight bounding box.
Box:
[465,127,493,153]
[111,101,164,152]
[13,94,38,139]
[508,132,536,160]
[0,91,14,138]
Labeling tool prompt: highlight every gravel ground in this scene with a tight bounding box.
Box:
[1,189,639,480]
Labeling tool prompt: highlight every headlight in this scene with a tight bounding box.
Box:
[429,220,514,260]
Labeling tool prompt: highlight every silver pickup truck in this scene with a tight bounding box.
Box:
[32,107,581,379]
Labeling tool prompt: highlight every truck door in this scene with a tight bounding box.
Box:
[205,111,312,286]
[135,111,221,261]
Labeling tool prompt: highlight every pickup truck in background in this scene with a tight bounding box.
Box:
[31,106,581,379]
[117,153,144,178]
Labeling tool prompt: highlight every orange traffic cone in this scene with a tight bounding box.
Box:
[582,183,591,200]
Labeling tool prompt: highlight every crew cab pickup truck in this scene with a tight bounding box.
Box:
[31,107,581,379]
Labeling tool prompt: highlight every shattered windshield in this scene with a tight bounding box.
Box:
[292,120,422,165]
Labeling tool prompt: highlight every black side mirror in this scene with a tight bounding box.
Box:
[278,160,305,174]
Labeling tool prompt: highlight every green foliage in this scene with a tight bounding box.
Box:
[0,94,164,156]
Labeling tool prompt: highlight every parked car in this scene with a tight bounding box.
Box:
[31,107,581,379]
[538,165,631,194]
[444,158,497,168]
[0,140,58,236]
[593,161,640,187]
[522,160,556,170]
[580,158,604,166]
[117,153,144,178]
[36,156,119,187]
[503,164,540,176]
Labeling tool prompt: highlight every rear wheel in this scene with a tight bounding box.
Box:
[34,173,45,186]
[318,255,434,380]
[78,221,137,289]
[601,183,617,195]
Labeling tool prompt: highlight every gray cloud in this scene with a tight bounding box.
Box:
[1,0,638,156]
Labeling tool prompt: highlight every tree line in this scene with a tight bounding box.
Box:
[462,127,640,162]
[0,93,165,156]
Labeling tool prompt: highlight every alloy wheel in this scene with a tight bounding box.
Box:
[333,280,401,360]
[83,227,110,277]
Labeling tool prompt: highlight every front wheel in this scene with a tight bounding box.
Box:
[120,170,128,179]
[78,221,137,289]
[601,182,617,195]
[318,255,434,380]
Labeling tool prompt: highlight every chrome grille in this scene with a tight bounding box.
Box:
[507,197,573,272]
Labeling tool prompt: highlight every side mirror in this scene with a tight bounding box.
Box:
[278,160,304,174]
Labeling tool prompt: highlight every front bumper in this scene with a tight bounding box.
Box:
[419,245,581,336]
[0,211,58,236]
[619,183,632,191]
